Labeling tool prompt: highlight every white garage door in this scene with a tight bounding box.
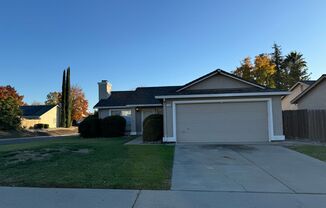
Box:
[176,101,269,143]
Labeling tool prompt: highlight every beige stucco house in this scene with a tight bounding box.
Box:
[20,105,60,128]
[94,69,288,143]
[282,74,326,110]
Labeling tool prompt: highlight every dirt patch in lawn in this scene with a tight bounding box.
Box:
[2,147,93,166]
[0,127,78,139]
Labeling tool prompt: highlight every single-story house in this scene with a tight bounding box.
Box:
[282,74,326,110]
[94,69,288,143]
[20,105,60,128]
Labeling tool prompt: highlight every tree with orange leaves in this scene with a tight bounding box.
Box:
[71,86,89,122]
[0,85,25,106]
[253,54,276,88]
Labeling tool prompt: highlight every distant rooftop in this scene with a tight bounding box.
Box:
[20,105,56,117]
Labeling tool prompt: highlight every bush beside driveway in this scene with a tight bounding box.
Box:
[0,136,174,190]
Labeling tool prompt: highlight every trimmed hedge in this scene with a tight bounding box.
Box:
[34,123,49,129]
[101,115,126,137]
[79,115,126,138]
[78,116,100,138]
[143,114,163,142]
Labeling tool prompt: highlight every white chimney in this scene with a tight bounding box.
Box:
[98,80,112,100]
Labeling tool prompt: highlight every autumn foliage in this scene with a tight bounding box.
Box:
[0,85,25,106]
[45,86,88,122]
[233,44,310,89]
[71,86,89,121]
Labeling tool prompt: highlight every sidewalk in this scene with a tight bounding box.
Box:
[1,187,326,208]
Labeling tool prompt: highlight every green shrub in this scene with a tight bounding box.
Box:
[44,124,49,129]
[143,114,163,142]
[34,123,45,129]
[101,115,126,137]
[78,117,100,138]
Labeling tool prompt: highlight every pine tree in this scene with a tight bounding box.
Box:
[271,43,284,89]
[233,57,254,81]
[60,70,66,127]
[65,67,72,127]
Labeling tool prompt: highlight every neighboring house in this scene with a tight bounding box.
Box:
[282,74,326,110]
[94,69,288,143]
[20,105,60,128]
[281,81,315,110]
[290,74,326,110]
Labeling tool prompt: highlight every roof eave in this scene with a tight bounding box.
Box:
[155,91,290,99]
[22,116,41,119]
[94,104,163,109]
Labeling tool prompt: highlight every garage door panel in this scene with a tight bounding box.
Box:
[176,102,268,143]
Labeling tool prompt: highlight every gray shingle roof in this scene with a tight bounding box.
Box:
[94,86,180,108]
[20,105,56,117]
[301,80,316,86]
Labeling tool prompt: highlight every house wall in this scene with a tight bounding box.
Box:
[281,83,308,110]
[39,106,60,128]
[98,109,111,119]
[163,96,284,141]
[21,106,59,128]
[186,74,253,90]
[297,80,326,110]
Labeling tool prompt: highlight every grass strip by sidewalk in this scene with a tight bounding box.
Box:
[289,145,326,162]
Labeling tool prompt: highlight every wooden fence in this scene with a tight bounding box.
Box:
[283,110,326,141]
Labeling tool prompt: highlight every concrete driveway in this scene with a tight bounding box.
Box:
[172,144,326,194]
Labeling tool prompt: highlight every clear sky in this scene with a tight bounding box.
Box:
[1,0,326,111]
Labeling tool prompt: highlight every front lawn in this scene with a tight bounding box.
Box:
[0,136,174,189]
[289,145,326,161]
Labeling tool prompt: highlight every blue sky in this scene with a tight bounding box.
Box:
[1,0,326,111]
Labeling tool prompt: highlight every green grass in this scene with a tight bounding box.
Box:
[289,145,326,161]
[0,136,175,189]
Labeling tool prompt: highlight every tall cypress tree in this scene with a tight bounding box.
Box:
[271,43,284,89]
[65,67,72,127]
[60,70,66,127]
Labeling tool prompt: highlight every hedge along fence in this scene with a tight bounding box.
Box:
[78,115,126,138]
[283,110,326,142]
[143,114,163,142]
